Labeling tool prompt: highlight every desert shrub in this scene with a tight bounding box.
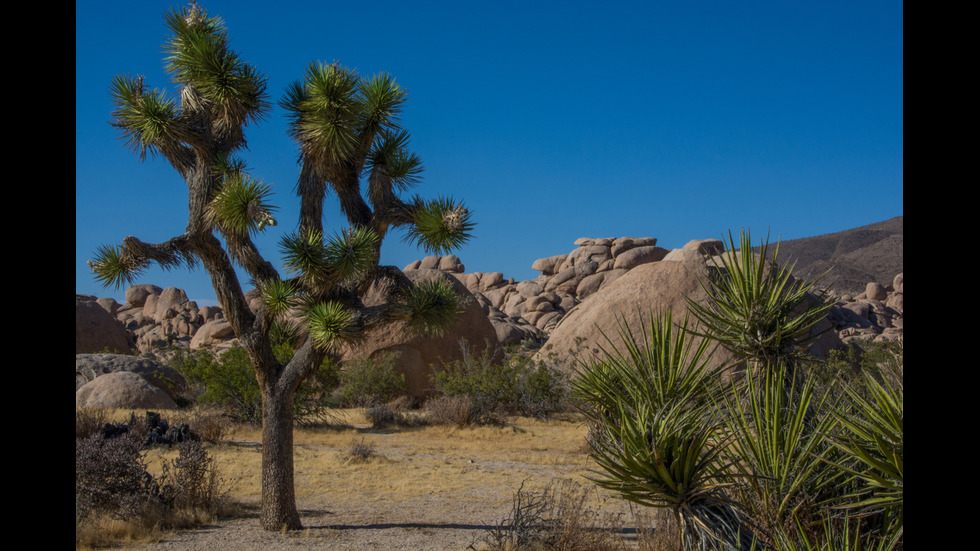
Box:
[813,340,903,400]
[171,406,234,443]
[424,394,484,427]
[76,414,234,547]
[76,431,160,522]
[365,401,424,429]
[342,437,377,463]
[429,341,569,425]
[171,344,340,423]
[76,406,112,439]
[483,479,628,551]
[160,439,231,512]
[339,352,407,407]
[170,346,261,422]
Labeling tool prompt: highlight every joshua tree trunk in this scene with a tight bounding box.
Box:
[260,380,302,530]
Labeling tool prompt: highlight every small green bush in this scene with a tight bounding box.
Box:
[429,341,569,425]
[339,352,407,407]
[170,344,340,423]
[173,346,262,422]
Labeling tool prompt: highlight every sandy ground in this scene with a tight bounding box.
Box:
[124,415,645,551]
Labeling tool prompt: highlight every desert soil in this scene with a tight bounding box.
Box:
[126,413,644,551]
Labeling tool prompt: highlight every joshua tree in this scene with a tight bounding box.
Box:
[89,3,473,530]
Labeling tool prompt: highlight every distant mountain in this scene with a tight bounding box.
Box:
[758,216,903,295]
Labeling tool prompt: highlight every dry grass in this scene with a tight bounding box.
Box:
[77,408,672,550]
[201,409,597,508]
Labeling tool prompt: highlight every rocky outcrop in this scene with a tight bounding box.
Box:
[76,371,178,409]
[338,269,499,400]
[828,272,904,344]
[76,295,136,354]
[76,230,902,399]
[408,238,723,346]
[530,250,739,371]
[409,237,900,352]
[106,286,217,354]
[75,353,188,398]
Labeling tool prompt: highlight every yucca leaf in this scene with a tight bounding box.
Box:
[109,75,181,161]
[404,196,475,255]
[323,226,379,282]
[161,4,268,130]
[207,173,277,235]
[400,279,465,336]
[282,61,361,164]
[359,72,407,133]
[827,372,903,521]
[723,364,842,532]
[305,301,353,350]
[259,278,298,318]
[574,311,752,547]
[88,243,147,290]
[279,230,328,284]
[687,229,832,370]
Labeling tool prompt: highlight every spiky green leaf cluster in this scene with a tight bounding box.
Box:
[280,230,327,283]
[109,75,181,161]
[359,72,408,136]
[367,129,424,192]
[207,173,277,235]
[687,229,833,369]
[259,278,299,318]
[108,3,269,166]
[723,366,842,533]
[280,227,379,287]
[828,371,903,528]
[162,4,269,132]
[401,279,465,336]
[88,244,148,290]
[305,301,353,350]
[574,311,722,419]
[323,227,380,282]
[573,312,757,548]
[282,63,407,168]
[405,197,474,255]
[281,62,362,164]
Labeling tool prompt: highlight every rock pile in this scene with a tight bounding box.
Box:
[77,236,903,356]
[77,284,229,354]
[829,273,904,344]
[407,237,726,346]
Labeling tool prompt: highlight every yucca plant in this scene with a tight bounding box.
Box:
[826,368,903,542]
[574,312,758,550]
[89,3,474,531]
[686,229,833,375]
[573,311,725,432]
[722,364,843,543]
[768,515,903,551]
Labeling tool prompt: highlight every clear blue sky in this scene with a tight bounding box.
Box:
[76,0,903,306]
